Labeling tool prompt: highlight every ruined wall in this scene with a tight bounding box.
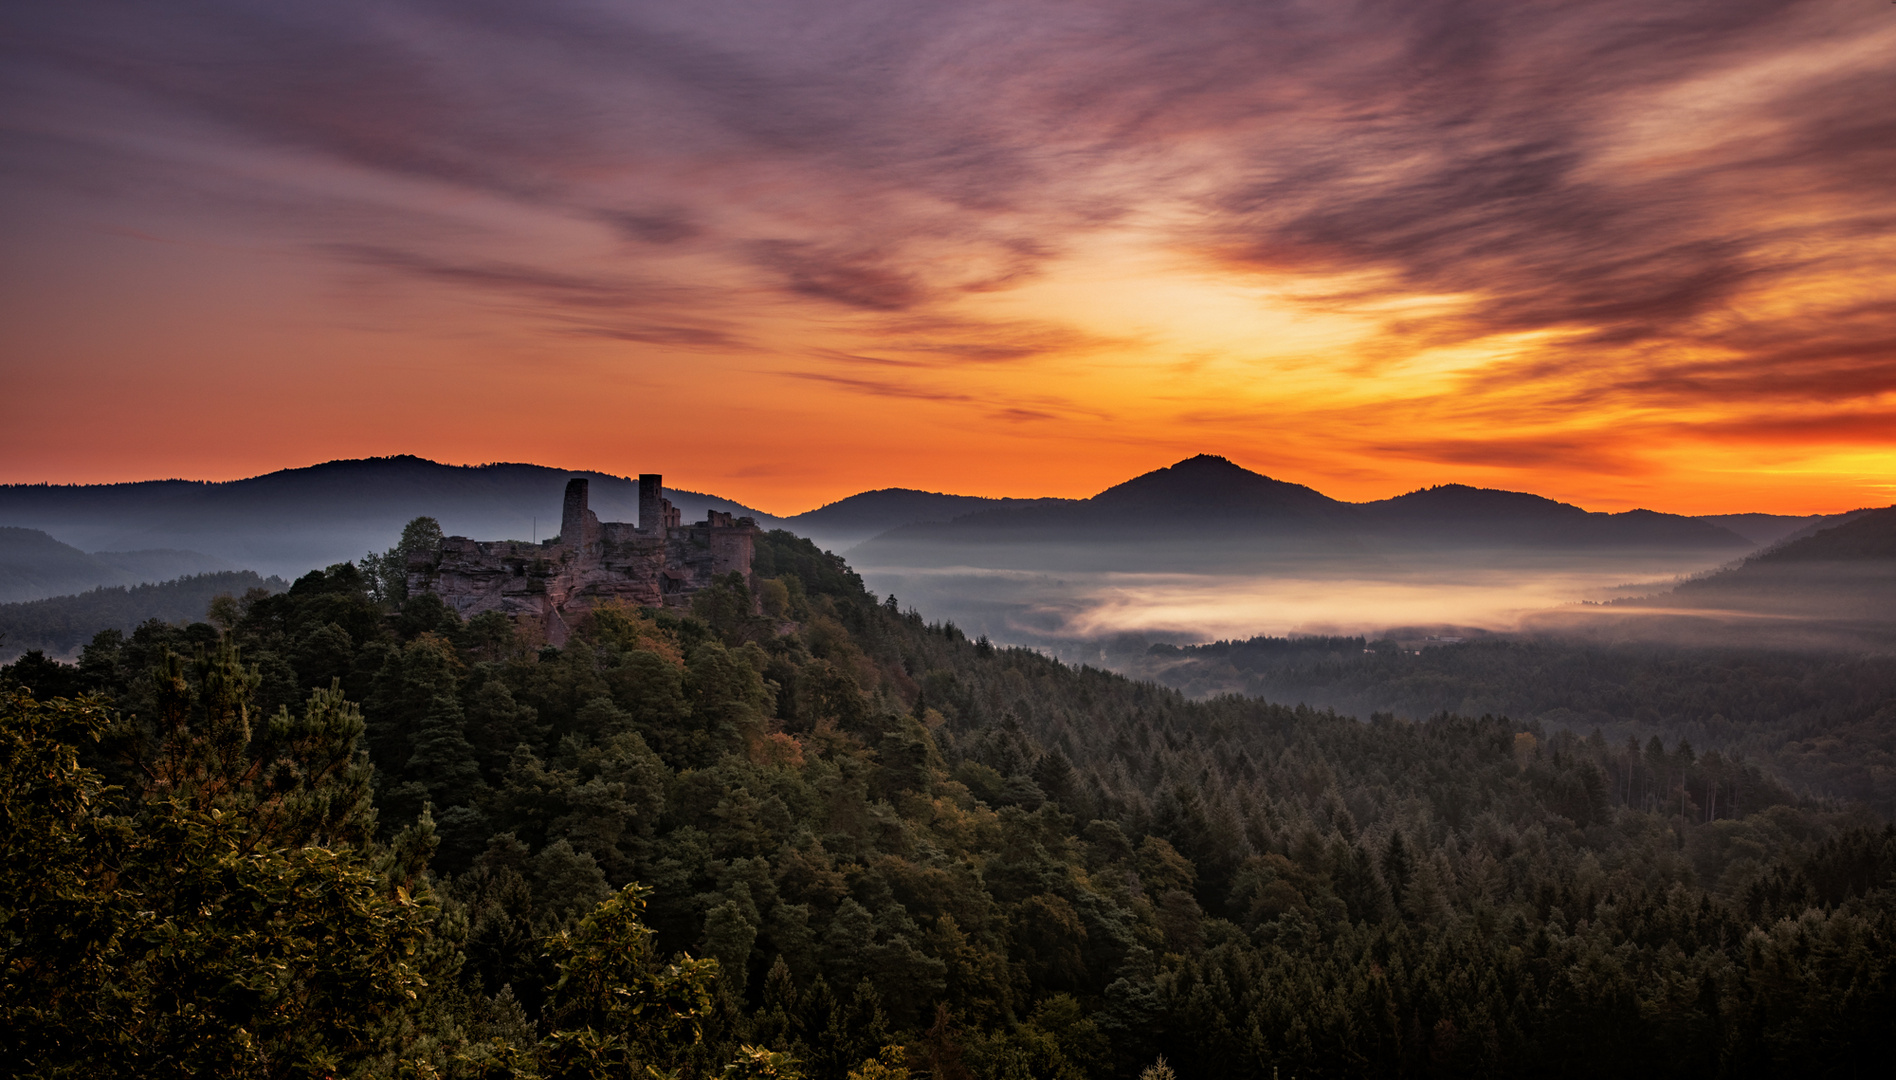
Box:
[409,476,759,642]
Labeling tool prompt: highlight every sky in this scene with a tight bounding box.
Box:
[2,0,1892,516]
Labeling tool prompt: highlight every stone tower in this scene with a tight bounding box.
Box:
[639,474,666,537]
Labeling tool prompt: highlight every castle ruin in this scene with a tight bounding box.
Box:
[407,475,759,643]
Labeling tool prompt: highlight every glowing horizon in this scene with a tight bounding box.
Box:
[3,0,1892,518]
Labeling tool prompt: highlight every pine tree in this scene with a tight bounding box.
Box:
[404,691,482,807]
[1381,830,1414,915]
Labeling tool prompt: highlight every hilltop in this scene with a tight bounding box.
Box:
[852,454,1754,569]
[0,456,779,580]
[0,526,229,603]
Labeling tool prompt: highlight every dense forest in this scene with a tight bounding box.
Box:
[0,525,231,604]
[4,528,1892,1078]
[0,570,286,660]
[1128,634,1896,817]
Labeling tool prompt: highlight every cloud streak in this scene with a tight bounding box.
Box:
[1,0,1890,508]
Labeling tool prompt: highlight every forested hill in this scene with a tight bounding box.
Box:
[0,570,286,660]
[5,529,1890,1077]
[1751,504,1896,563]
[853,455,1751,566]
[783,489,1067,551]
[1128,634,1896,813]
[0,525,230,602]
[0,456,782,579]
[1610,504,1896,627]
[1357,484,1749,548]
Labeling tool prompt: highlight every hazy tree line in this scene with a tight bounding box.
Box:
[0,570,286,659]
[3,527,1891,1077]
[1136,634,1896,816]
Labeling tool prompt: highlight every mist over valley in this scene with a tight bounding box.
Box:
[8,0,1894,1070]
[6,452,1895,1077]
[3,453,1879,665]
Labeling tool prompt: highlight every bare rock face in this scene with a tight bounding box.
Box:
[408,475,757,643]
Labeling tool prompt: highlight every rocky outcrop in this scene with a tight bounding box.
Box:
[408,475,757,643]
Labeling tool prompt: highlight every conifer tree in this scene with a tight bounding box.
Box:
[1381,830,1413,914]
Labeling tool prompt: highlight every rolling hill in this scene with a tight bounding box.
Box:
[0,570,287,661]
[1358,484,1751,548]
[779,488,1062,550]
[0,527,231,603]
[1518,505,1896,649]
[1662,504,1896,619]
[1694,511,1834,547]
[0,456,781,580]
[851,454,1753,568]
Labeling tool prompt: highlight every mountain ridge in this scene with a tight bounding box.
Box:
[1560,504,1896,642]
[853,455,1753,558]
[782,488,1066,550]
[0,456,781,579]
[4,454,1774,587]
[0,527,232,604]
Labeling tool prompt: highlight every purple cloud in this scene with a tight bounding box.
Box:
[1,0,1888,422]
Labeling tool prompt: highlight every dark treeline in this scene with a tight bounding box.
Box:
[0,569,286,660]
[3,529,1892,1078]
[1135,634,1896,816]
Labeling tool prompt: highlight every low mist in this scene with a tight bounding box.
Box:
[853,546,1749,658]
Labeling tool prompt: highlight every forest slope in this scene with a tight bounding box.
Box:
[1127,634,1896,815]
[0,570,285,661]
[1512,504,1896,650]
[1665,504,1896,618]
[4,529,1891,1077]
[0,526,229,602]
[784,489,1066,551]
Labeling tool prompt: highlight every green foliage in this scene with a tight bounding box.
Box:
[751,532,864,603]
[0,570,285,659]
[843,1044,908,1080]
[1127,634,1896,812]
[0,681,433,1079]
[364,516,447,604]
[9,534,1896,1077]
[540,883,721,1079]
[727,1044,806,1080]
[693,572,770,645]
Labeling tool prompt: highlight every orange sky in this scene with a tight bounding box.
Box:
[2,0,1891,517]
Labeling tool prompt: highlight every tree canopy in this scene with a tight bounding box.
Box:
[3,528,1892,1077]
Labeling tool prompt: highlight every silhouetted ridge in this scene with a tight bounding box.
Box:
[854,455,1750,558]
[1359,484,1749,548]
[0,456,779,579]
[0,527,229,603]
[1605,504,1896,631]
[1695,512,1830,547]
[1755,505,1896,563]
[1365,484,1588,521]
[1087,454,1344,515]
[785,487,1065,549]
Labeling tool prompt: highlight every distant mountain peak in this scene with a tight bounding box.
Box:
[1088,454,1341,514]
[1372,484,1583,519]
[1150,453,1249,476]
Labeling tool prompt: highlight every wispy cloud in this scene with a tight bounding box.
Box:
[779,371,982,406]
[2,0,1890,506]
[1371,435,1654,476]
[780,370,1102,426]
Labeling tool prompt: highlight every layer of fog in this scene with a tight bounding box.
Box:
[851,546,1749,656]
